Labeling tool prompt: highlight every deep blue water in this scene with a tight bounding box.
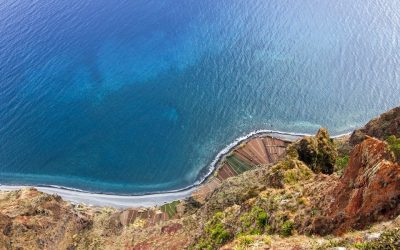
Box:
[1,0,400,194]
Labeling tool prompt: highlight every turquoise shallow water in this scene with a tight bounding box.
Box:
[1,0,400,194]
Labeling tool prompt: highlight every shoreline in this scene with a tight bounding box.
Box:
[0,129,352,208]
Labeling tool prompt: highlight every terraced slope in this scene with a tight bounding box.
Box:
[193,135,289,202]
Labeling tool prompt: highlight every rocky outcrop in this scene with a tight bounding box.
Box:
[307,137,400,235]
[350,106,400,145]
[292,128,337,174]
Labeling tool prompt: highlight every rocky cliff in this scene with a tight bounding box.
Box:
[1,107,400,250]
[303,137,400,236]
[350,107,400,145]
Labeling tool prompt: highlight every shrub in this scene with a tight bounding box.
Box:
[353,242,371,249]
[237,235,255,247]
[256,210,268,228]
[195,240,213,250]
[206,212,230,245]
[335,155,350,174]
[239,206,269,235]
[387,135,400,162]
[352,229,400,250]
[282,162,312,185]
[280,220,294,237]
[193,211,232,249]
[209,223,230,244]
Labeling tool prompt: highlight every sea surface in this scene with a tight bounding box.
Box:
[1,0,400,194]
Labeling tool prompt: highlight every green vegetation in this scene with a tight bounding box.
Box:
[352,229,400,250]
[195,206,272,249]
[354,242,371,249]
[282,162,312,185]
[160,200,180,218]
[283,170,298,185]
[387,135,400,162]
[236,235,255,248]
[225,155,253,174]
[318,229,400,250]
[239,206,269,235]
[206,212,230,245]
[195,212,232,249]
[256,209,268,227]
[280,220,294,237]
[335,155,350,174]
[295,128,338,174]
[194,241,213,250]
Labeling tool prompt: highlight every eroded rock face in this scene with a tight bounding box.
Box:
[350,106,400,145]
[308,137,400,235]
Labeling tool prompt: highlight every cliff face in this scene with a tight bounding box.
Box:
[350,106,400,145]
[329,137,400,229]
[0,107,400,250]
[305,137,400,235]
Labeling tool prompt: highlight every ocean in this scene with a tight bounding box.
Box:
[1,0,400,194]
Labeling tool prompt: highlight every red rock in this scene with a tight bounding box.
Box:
[325,137,400,234]
[161,223,183,235]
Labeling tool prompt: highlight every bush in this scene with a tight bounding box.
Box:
[206,212,230,245]
[209,222,230,244]
[193,212,232,249]
[237,235,255,247]
[335,155,350,173]
[195,240,213,250]
[280,220,294,237]
[193,211,232,249]
[239,206,269,235]
[256,210,268,228]
[387,135,400,162]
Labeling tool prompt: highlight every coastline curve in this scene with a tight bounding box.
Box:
[0,129,351,208]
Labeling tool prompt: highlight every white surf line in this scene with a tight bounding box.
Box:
[0,184,196,208]
[0,129,352,209]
